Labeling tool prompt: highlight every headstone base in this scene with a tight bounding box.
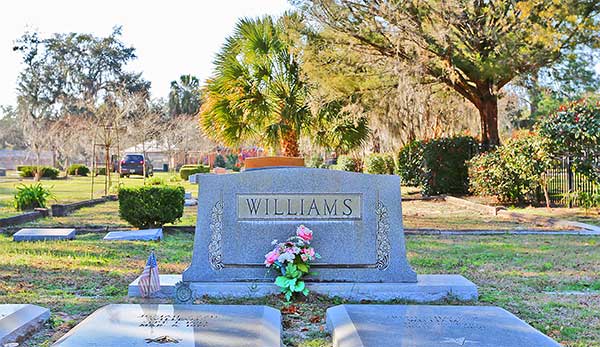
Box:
[128,274,477,302]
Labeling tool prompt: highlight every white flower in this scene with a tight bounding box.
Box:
[271,239,278,245]
[277,252,294,264]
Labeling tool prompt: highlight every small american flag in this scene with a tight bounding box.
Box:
[139,251,161,298]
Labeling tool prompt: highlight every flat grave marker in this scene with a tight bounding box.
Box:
[13,228,75,242]
[0,304,50,345]
[326,305,561,347]
[52,304,281,347]
[103,228,163,241]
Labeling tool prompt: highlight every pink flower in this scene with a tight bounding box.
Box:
[302,247,315,257]
[296,225,313,242]
[301,254,308,262]
[264,249,280,266]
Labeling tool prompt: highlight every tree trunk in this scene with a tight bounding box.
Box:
[478,96,500,149]
[64,157,70,177]
[280,129,300,157]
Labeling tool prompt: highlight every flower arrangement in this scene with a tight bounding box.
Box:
[264,225,320,301]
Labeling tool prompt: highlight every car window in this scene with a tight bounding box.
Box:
[124,155,144,162]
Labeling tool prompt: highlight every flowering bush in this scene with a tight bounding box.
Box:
[468,133,554,204]
[537,99,600,182]
[264,225,320,301]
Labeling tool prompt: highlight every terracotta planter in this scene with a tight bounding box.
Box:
[244,156,305,170]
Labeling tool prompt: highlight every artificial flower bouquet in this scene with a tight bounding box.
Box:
[264,225,320,301]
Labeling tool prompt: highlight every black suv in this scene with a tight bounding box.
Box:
[119,153,153,177]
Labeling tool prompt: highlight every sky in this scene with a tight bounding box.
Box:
[0,0,292,106]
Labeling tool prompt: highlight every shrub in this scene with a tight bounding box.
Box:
[421,136,481,196]
[214,154,226,168]
[396,140,425,186]
[96,167,107,176]
[468,134,554,204]
[562,190,600,212]
[180,165,210,180]
[168,174,182,183]
[145,176,165,186]
[537,99,600,182]
[67,164,90,176]
[19,166,60,179]
[14,183,55,210]
[306,156,324,168]
[333,155,362,172]
[225,154,239,169]
[118,185,185,228]
[364,153,395,175]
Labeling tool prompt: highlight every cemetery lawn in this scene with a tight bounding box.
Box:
[0,171,195,219]
[0,232,598,347]
[17,195,552,231]
[507,206,600,227]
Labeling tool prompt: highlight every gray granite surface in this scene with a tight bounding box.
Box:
[13,228,75,242]
[183,168,416,283]
[326,305,561,347]
[129,274,477,302]
[0,304,50,344]
[53,304,281,347]
[103,228,163,241]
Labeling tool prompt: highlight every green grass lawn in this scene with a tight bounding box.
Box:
[22,199,551,230]
[0,171,196,219]
[0,232,597,347]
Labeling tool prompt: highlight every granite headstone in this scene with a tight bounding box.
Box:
[103,228,163,241]
[326,305,561,347]
[52,304,281,347]
[183,167,417,283]
[13,228,76,242]
[0,304,50,345]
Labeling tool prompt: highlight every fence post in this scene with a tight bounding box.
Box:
[567,156,574,208]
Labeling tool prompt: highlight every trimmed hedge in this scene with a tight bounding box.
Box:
[118,185,185,228]
[180,165,210,180]
[364,153,395,175]
[396,140,425,186]
[18,166,60,179]
[67,164,90,176]
[395,136,480,195]
[333,155,362,172]
[421,136,481,195]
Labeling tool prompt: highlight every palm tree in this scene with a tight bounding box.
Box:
[313,100,370,156]
[169,75,201,117]
[200,16,310,157]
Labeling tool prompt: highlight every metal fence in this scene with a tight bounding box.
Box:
[545,157,599,207]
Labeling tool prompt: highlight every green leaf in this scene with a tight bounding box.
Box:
[292,280,305,292]
[286,263,301,278]
[275,276,290,288]
[297,263,309,273]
